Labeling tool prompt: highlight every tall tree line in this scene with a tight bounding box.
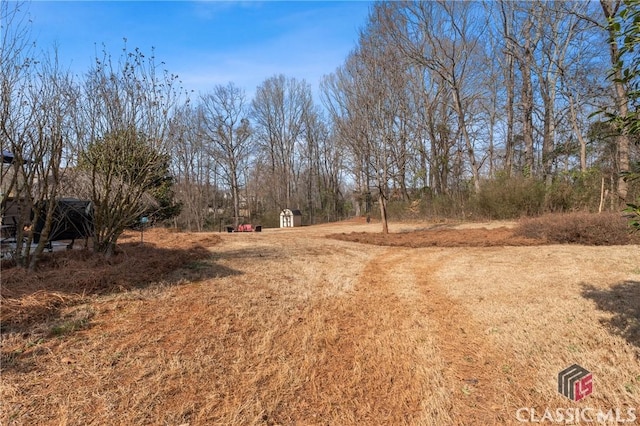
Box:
[319,0,638,229]
[169,75,347,230]
[3,0,639,246]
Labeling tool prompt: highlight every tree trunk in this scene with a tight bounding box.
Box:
[501,4,516,177]
[378,190,388,234]
[452,87,481,193]
[601,0,631,203]
[504,63,515,177]
[541,90,555,187]
[567,92,588,172]
[232,175,240,228]
[521,49,535,175]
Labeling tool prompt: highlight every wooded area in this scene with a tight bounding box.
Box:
[1,0,639,267]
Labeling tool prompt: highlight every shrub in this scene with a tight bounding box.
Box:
[384,199,429,221]
[474,175,546,219]
[545,169,604,213]
[515,212,640,245]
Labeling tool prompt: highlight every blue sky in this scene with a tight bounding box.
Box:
[24,1,373,99]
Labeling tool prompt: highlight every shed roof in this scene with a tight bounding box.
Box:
[281,208,302,216]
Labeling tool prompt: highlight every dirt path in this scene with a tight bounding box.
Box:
[397,249,534,423]
[290,247,452,424]
[339,247,531,424]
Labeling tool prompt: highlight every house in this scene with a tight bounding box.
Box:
[280,209,302,228]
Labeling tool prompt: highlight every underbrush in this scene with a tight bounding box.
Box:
[380,170,640,222]
[330,212,639,248]
[515,212,640,245]
[0,229,222,331]
[474,175,546,219]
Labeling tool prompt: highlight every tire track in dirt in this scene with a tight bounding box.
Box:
[289,245,454,425]
[401,249,534,425]
[384,248,536,424]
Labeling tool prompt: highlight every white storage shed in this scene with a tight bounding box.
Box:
[280,209,302,228]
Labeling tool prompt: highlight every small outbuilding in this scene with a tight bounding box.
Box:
[280,209,302,228]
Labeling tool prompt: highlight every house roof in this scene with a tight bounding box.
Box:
[1,151,14,164]
[1,151,32,164]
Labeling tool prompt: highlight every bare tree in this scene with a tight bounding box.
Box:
[322,70,373,216]
[494,0,518,176]
[251,75,312,211]
[317,127,346,222]
[522,17,538,179]
[200,83,252,228]
[168,102,215,231]
[524,2,584,185]
[323,10,402,233]
[551,2,604,174]
[1,2,80,270]
[22,53,79,270]
[1,0,33,215]
[382,1,488,193]
[300,105,344,224]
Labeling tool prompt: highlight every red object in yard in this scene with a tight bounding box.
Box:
[230,224,262,232]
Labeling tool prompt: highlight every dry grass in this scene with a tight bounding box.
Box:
[1,221,639,425]
[1,229,222,330]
